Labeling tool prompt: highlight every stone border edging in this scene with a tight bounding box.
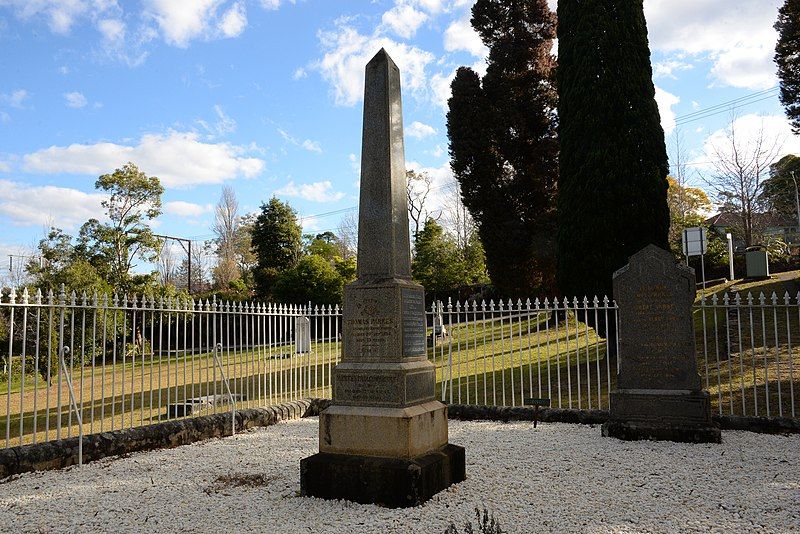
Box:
[2,399,797,479]
[445,403,800,435]
[0,400,320,479]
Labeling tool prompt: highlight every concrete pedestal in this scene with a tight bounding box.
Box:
[301,444,466,508]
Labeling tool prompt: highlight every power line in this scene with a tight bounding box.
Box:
[674,88,780,126]
[674,87,778,122]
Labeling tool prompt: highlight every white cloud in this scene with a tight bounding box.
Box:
[645,0,781,90]
[2,89,29,109]
[0,0,113,35]
[277,128,322,153]
[0,161,10,172]
[218,1,246,38]
[64,91,88,108]
[293,67,307,80]
[430,68,457,110]
[443,18,487,59]
[653,60,693,80]
[302,140,322,153]
[97,17,125,43]
[381,4,428,39]
[260,0,291,9]
[0,179,106,228]
[700,114,800,169]
[275,180,345,203]
[710,45,777,90]
[407,120,437,139]
[163,200,212,217]
[22,131,264,188]
[315,23,435,107]
[654,86,680,135]
[143,0,221,47]
[197,105,236,137]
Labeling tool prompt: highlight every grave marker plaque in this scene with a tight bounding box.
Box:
[601,245,720,443]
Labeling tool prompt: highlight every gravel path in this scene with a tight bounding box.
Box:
[1,419,798,533]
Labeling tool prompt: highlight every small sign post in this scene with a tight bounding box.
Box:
[682,227,708,293]
[726,232,734,281]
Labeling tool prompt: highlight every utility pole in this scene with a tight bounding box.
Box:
[790,171,800,234]
[154,234,194,294]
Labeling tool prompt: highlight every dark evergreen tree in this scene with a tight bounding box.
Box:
[446,0,558,297]
[760,154,800,220]
[776,0,800,134]
[556,0,669,302]
[251,197,303,298]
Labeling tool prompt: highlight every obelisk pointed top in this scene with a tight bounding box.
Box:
[356,48,410,281]
[367,48,395,67]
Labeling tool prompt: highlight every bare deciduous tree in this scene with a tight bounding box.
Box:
[158,243,177,287]
[702,114,783,246]
[212,186,240,287]
[336,210,358,260]
[406,170,440,238]
[440,182,475,252]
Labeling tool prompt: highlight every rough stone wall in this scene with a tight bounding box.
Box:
[1,398,796,479]
[0,399,327,478]
[446,404,800,435]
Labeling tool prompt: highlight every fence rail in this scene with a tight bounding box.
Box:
[1,286,799,451]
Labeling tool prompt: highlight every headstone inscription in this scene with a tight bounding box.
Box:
[601,245,721,443]
[299,49,465,508]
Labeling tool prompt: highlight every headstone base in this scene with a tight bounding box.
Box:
[601,420,721,444]
[603,389,721,444]
[300,443,466,508]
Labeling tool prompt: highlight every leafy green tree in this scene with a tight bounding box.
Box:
[447,0,558,296]
[760,154,800,223]
[462,232,491,287]
[776,0,800,134]
[78,162,164,291]
[273,255,345,305]
[334,256,357,284]
[27,227,111,295]
[412,219,468,293]
[556,0,670,301]
[306,231,339,261]
[251,197,303,298]
[667,177,712,256]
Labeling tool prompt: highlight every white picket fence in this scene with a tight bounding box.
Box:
[1,286,798,452]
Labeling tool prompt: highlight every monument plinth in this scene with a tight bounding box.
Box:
[601,245,721,443]
[300,49,465,507]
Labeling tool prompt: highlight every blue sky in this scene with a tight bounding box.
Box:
[0,0,797,279]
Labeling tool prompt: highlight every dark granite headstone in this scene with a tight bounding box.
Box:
[602,245,721,443]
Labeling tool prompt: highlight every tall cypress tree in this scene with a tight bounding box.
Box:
[556,0,669,301]
[775,0,800,134]
[447,0,558,297]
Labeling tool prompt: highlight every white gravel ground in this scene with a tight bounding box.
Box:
[1,419,798,533]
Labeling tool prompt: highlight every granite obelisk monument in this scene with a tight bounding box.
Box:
[602,245,721,443]
[300,49,465,507]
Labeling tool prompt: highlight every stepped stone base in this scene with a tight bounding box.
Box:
[319,401,448,458]
[300,444,466,508]
[603,389,721,444]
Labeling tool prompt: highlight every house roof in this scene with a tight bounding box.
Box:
[705,212,796,228]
